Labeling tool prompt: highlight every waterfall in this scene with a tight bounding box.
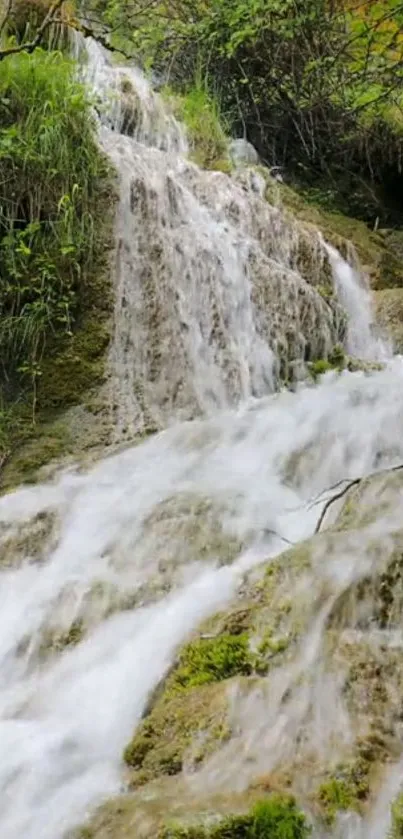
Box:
[0,38,402,839]
[81,39,355,438]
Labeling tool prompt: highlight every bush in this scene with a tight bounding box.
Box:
[0,48,110,421]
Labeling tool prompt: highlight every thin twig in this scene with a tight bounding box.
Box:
[314,463,403,534]
[261,528,295,546]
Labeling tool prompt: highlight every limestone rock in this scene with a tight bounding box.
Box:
[229,139,259,166]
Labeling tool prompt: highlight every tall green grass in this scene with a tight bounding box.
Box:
[0,48,110,424]
[164,81,230,171]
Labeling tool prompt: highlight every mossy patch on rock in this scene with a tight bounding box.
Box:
[124,681,231,785]
[315,759,370,825]
[167,634,253,692]
[0,509,57,567]
[160,796,310,838]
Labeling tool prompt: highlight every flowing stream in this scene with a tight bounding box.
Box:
[0,40,402,839]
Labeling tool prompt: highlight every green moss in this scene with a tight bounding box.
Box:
[316,760,370,824]
[317,283,334,301]
[309,345,346,380]
[168,634,252,692]
[160,796,310,839]
[309,359,333,379]
[256,629,289,660]
[390,792,403,838]
[123,681,230,783]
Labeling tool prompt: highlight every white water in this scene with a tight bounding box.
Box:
[326,243,390,361]
[1,39,403,839]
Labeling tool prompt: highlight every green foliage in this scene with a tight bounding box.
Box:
[309,345,346,380]
[165,82,230,171]
[169,633,252,691]
[115,0,403,225]
[389,792,403,838]
[161,796,311,838]
[0,47,112,460]
[123,679,230,779]
[317,761,369,825]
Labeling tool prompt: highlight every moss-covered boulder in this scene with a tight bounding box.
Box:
[124,680,232,787]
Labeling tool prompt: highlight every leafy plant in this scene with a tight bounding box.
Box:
[0,47,110,424]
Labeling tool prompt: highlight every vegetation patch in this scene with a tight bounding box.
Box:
[316,760,370,825]
[167,634,253,692]
[123,680,231,784]
[390,792,403,839]
[165,83,231,172]
[160,796,310,839]
[0,46,115,483]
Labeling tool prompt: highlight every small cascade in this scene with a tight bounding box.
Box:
[326,243,390,361]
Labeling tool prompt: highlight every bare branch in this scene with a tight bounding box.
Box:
[315,463,403,534]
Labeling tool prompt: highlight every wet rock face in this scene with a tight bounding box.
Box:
[74,469,403,839]
[374,288,403,352]
[104,128,347,438]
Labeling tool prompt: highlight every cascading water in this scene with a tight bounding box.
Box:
[1,39,402,839]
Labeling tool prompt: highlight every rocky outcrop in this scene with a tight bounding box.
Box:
[76,468,403,838]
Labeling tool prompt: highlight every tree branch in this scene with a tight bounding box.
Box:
[314,463,403,534]
[0,0,68,61]
[0,0,13,38]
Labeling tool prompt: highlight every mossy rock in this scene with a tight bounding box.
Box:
[0,509,57,567]
[159,796,310,838]
[315,758,370,825]
[78,470,403,838]
[124,680,232,786]
[0,183,116,490]
[263,175,403,291]
[374,288,403,352]
[76,790,310,839]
